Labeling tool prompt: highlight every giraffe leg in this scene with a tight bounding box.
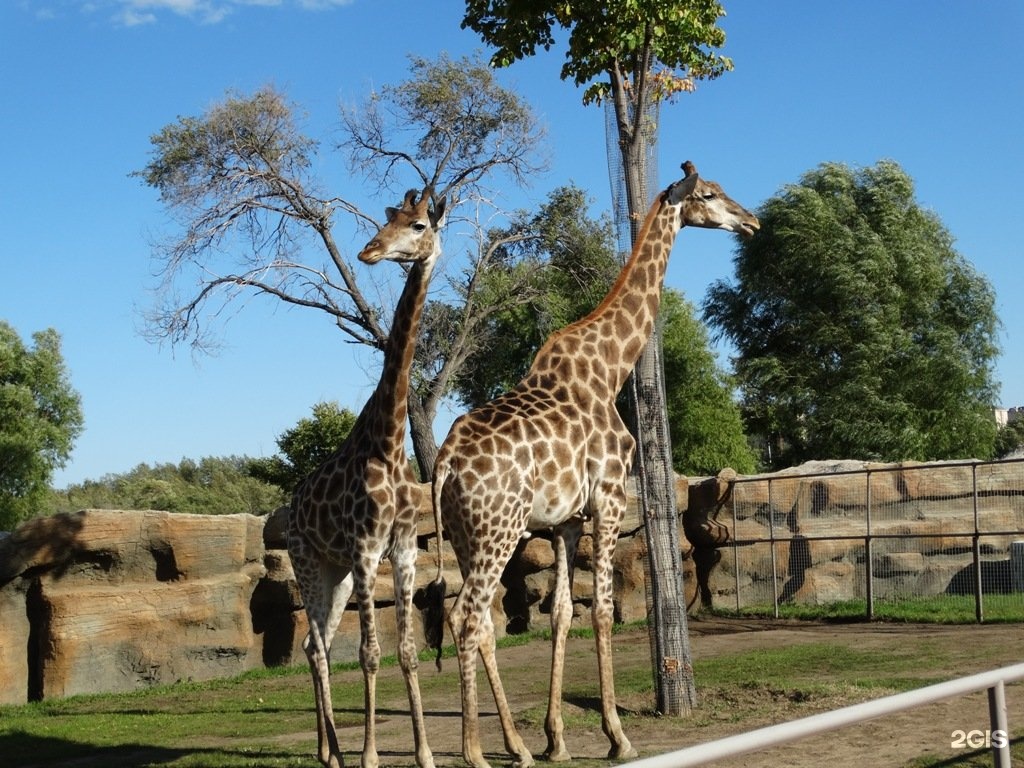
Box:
[591,505,636,760]
[392,541,435,768]
[478,610,533,768]
[297,552,352,768]
[448,586,492,768]
[354,557,383,768]
[543,522,581,762]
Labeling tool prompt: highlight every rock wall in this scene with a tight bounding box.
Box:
[0,483,681,706]
[1,459,1021,705]
[0,510,267,705]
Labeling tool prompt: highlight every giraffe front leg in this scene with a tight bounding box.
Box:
[355,559,382,768]
[294,546,350,768]
[592,515,637,761]
[542,524,579,763]
[392,546,435,768]
[304,627,344,768]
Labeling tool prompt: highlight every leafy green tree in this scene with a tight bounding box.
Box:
[450,185,621,406]
[52,457,285,516]
[704,160,1000,467]
[248,401,357,493]
[661,291,757,475]
[0,323,83,529]
[994,418,1024,459]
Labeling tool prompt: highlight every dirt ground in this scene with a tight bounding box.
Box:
[344,617,1022,768]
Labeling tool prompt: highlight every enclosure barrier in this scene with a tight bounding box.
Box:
[718,458,1024,620]
[622,662,1024,768]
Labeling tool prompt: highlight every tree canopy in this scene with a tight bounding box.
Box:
[248,401,357,493]
[462,0,731,106]
[448,185,622,407]
[134,54,549,476]
[703,160,1001,466]
[0,322,83,529]
[661,291,757,475]
[51,456,286,516]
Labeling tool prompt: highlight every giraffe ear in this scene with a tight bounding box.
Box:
[384,206,399,223]
[431,196,448,229]
[667,170,699,204]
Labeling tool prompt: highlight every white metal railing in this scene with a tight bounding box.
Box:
[622,662,1024,768]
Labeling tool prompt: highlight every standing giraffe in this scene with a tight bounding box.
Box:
[288,187,445,768]
[426,162,759,768]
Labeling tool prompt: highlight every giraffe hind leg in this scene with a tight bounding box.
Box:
[543,522,581,762]
[478,609,534,768]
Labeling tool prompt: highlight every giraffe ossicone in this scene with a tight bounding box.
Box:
[288,186,445,768]
[426,161,759,768]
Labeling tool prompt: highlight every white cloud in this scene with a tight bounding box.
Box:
[53,0,353,27]
[114,6,158,25]
[297,0,354,8]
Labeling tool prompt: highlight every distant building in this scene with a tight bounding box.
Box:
[994,406,1024,428]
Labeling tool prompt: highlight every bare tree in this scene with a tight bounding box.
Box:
[134,53,548,475]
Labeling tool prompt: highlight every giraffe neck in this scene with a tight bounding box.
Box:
[356,257,435,450]
[528,194,681,397]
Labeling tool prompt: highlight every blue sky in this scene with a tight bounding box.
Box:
[3,1,1022,487]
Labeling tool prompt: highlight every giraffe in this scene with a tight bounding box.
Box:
[288,187,446,768]
[425,161,759,768]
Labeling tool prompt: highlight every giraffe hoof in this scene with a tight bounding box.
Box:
[543,745,571,762]
[608,742,638,761]
[512,754,535,768]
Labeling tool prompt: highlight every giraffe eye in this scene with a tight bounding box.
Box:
[412,222,427,232]
[702,193,717,201]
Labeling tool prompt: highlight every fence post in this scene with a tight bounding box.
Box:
[768,478,779,618]
[1010,541,1024,594]
[988,680,1010,768]
[731,486,741,613]
[865,470,873,620]
[972,463,983,623]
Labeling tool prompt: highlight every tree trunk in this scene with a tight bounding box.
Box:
[630,327,697,715]
[613,95,696,717]
[407,392,438,480]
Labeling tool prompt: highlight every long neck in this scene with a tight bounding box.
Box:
[527,195,681,397]
[359,257,434,449]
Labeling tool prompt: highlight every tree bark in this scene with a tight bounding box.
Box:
[407,393,438,480]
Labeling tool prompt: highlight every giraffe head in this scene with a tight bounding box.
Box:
[358,187,447,264]
[667,161,760,238]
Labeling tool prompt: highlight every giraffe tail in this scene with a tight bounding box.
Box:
[423,460,450,671]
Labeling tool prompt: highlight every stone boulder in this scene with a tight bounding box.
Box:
[0,509,266,705]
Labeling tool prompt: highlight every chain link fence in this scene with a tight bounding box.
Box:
[705,458,1024,622]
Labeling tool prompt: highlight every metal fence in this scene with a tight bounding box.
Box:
[710,458,1024,621]
[623,661,1024,768]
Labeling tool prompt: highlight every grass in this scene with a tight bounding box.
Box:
[1,618,1021,768]
[722,593,1024,624]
